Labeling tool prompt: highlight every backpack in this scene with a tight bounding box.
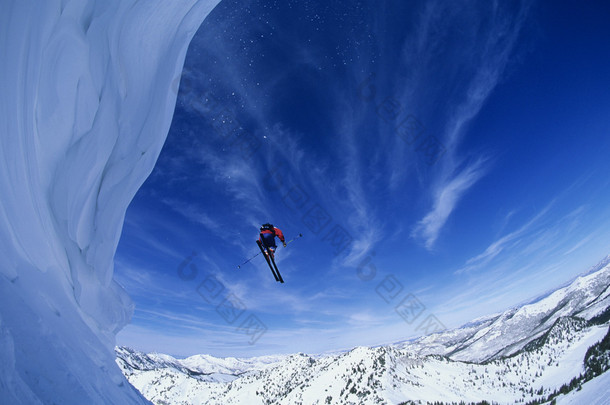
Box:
[260,223,275,234]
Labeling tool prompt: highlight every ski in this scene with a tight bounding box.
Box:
[257,240,280,282]
[269,254,284,283]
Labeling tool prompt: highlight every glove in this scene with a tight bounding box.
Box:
[283,242,287,247]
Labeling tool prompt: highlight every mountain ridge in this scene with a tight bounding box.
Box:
[117,260,610,404]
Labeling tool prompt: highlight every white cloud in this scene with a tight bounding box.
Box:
[412,157,489,249]
[409,1,532,250]
[563,234,595,256]
[161,197,219,231]
[456,201,555,274]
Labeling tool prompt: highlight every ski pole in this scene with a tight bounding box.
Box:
[237,251,261,268]
[284,233,303,246]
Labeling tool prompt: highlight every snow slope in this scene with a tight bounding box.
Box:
[0,0,219,403]
[554,370,610,404]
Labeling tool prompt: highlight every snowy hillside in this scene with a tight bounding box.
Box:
[554,370,610,404]
[117,263,610,404]
[0,1,219,403]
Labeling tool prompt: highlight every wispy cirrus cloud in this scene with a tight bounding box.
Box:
[161,197,219,231]
[412,157,489,250]
[456,175,600,277]
[455,200,555,274]
[408,1,532,250]
[563,234,595,257]
[336,107,383,266]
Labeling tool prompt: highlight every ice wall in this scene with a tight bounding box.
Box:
[0,0,220,403]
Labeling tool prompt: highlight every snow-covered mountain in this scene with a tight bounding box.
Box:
[404,258,610,362]
[117,347,287,384]
[117,262,610,404]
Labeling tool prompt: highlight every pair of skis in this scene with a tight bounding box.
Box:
[257,240,284,283]
[238,234,303,283]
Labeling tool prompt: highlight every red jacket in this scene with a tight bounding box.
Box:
[260,227,285,243]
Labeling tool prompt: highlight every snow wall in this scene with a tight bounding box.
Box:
[0,0,220,403]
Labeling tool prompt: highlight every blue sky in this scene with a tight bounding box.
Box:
[115,0,610,358]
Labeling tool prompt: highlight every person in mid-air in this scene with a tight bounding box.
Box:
[258,223,286,259]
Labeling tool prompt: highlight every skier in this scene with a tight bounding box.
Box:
[236,224,301,283]
[257,223,286,259]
